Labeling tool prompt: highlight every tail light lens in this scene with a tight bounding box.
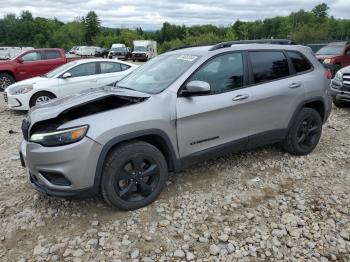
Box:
[326,69,332,79]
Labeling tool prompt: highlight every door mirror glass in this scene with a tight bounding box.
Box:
[182,81,210,95]
[62,72,72,79]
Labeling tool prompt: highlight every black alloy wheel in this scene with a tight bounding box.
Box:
[282,108,322,155]
[101,141,168,210]
[115,155,160,202]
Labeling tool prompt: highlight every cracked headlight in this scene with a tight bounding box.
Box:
[30,125,88,146]
[8,85,33,95]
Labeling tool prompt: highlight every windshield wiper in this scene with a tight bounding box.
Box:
[116,86,137,91]
[116,85,149,94]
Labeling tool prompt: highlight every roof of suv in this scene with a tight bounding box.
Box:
[168,43,309,56]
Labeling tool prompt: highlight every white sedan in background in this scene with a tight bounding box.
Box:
[4,58,138,110]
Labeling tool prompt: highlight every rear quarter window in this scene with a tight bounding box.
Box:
[287,51,312,73]
[249,51,290,84]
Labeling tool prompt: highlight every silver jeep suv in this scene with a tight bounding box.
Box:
[20,41,332,210]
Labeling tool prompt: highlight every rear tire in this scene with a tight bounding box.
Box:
[29,91,56,107]
[0,73,15,92]
[333,98,350,108]
[101,141,168,210]
[282,108,322,156]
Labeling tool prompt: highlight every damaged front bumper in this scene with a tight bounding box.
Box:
[20,137,102,198]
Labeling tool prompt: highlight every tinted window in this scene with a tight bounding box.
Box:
[189,52,244,94]
[249,51,289,84]
[100,62,121,73]
[287,51,311,73]
[67,63,96,77]
[45,51,60,59]
[22,51,42,61]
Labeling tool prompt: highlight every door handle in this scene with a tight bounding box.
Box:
[289,83,301,89]
[232,94,249,101]
[89,79,97,82]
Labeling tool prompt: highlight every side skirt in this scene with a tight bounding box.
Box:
[178,129,287,170]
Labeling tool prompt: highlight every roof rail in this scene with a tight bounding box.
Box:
[166,43,215,52]
[328,41,350,45]
[209,39,296,51]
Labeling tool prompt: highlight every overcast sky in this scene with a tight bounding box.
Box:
[0,0,349,30]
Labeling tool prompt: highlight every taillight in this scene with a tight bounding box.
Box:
[326,69,332,79]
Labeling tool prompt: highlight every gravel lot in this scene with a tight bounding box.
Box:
[0,97,349,262]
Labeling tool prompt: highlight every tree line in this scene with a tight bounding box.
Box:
[0,3,350,53]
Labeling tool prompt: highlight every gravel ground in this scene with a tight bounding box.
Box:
[0,97,349,262]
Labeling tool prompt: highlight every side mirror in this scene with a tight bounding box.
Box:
[16,57,23,63]
[62,72,72,79]
[182,81,210,96]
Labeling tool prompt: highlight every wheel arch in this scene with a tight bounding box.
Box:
[288,97,326,130]
[0,70,16,81]
[94,129,180,191]
[29,90,57,107]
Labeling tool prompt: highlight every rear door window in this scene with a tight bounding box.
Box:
[121,64,130,71]
[45,50,61,60]
[287,51,312,73]
[100,62,122,73]
[249,51,289,84]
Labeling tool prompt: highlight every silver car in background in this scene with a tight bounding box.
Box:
[19,41,332,210]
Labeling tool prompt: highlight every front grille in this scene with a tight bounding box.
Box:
[4,92,7,103]
[342,74,350,90]
[21,119,30,141]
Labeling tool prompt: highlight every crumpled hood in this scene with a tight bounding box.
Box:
[27,86,150,125]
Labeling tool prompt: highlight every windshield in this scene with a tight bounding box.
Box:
[111,47,127,52]
[316,46,343,55]
[45,61,79,78]
[134,46,147,52]
[117,54,200,94]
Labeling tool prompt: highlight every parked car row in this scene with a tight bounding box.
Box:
[0,46,34,60]
[11,39,336,211]
[69,46,110,58]
[4,59,138,110]
[68,41,158,62]
[0,48,81,91]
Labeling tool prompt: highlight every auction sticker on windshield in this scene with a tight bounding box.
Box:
[176,55,198,62]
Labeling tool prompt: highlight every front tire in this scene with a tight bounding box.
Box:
[282,108,322,156]
[101,141,168,210]
[0,73,15,92]
[29,92,56,108]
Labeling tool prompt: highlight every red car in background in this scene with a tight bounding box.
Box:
[0,48,80,91]
[316,42,350,76]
